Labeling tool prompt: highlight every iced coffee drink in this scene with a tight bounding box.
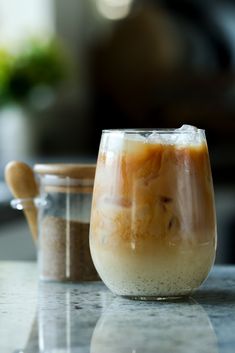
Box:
[90,126,217,298]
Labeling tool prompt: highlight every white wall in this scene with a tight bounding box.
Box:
[0,0,54,49]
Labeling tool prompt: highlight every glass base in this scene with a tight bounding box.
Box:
[120,294,191,301]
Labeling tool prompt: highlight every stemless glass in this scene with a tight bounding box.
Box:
[89,126,217,299]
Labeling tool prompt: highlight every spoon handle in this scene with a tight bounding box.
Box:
[5,161,39,243]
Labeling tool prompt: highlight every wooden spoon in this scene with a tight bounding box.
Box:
[5,161,39,243]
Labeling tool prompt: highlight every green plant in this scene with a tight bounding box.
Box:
[0,39,66,106]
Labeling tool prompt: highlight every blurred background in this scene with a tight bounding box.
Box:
[0,0,234,263]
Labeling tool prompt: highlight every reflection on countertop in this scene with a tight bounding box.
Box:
[0,263,234,353]
[90,296,218,353]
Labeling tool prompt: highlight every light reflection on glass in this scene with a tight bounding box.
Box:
[96,0,134,20]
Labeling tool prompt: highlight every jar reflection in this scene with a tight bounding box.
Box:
[90,295,218,353]
[37,282,103,353]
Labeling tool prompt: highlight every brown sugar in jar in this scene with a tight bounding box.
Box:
[34,164,99,282]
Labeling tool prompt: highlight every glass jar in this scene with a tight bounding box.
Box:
[90,127,217,299]
[34,164,99,282]
[9,163,99,282]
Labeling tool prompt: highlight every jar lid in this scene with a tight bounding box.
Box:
[34,164,96,180]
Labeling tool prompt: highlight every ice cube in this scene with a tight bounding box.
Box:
[124,133,146,154]
[147,131,163,144]
[125,133,146,143]
[175,124,204,146]
[100,131,124,152]
[100,131,146,154]
[148,125,205,146]
[177,124,198,132]
[161,133,178,145]
[148,131,177,145]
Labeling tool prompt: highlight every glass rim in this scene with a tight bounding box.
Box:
[102,128,205,134]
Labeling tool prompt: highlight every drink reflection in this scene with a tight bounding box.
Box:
[90,295,219,353]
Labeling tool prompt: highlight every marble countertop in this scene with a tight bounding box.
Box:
[0,262,234,353]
